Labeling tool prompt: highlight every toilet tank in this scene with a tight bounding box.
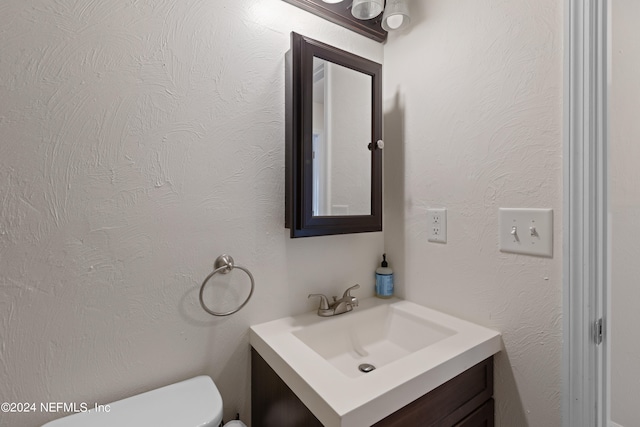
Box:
[41,376,223,427]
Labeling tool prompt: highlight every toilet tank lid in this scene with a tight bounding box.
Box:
[41,376,223,427]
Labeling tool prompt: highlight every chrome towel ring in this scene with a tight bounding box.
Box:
[199,254,255,316]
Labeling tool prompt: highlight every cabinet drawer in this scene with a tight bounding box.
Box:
[454,399,494,427]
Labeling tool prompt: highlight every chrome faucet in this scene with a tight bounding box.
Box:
[308,284,360,317]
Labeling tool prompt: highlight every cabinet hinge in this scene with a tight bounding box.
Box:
[594,318,603,345]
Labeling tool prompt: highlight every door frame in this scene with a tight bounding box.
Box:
[563,0,608,426]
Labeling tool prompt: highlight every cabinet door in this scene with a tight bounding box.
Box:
[251,349,323,427]
[453,399,494,427]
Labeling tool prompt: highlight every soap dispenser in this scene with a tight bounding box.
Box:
[375,254,394,298]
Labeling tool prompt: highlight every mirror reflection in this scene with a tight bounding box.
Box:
[311,57,372,216]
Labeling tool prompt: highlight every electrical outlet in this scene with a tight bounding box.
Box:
[427,208,447,243]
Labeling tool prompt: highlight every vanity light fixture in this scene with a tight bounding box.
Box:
[351,0,384,20]
[287,0,412,42]
[317,0,411,31]
[381,0,411,31]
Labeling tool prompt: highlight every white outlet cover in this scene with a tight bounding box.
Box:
[499,208,553,257]
[427,208,447,243]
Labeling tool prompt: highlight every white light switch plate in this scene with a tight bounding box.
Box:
[499,208,553,257]
[427,208,447,243]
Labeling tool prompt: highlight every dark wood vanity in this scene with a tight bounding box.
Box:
[252,348,494,427]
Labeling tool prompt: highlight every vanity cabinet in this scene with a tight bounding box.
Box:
[251,348,494,427]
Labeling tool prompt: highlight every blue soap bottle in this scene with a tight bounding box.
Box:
[375,254,394,298]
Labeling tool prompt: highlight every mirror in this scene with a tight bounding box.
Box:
[285,33,382,238]
[312,57,372,216]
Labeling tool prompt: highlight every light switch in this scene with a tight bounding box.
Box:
[499,208,553,257]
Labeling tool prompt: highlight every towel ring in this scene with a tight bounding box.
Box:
[199,254,255,316]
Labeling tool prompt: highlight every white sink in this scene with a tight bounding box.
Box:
[250,297,501,427]
[292,303,456,378]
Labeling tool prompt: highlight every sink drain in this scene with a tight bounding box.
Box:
[358,363,376,373]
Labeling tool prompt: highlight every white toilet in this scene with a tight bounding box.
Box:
[42,376,224,427]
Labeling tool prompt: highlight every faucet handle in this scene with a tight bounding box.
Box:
[342,284,360,298]
[308,294,330,310]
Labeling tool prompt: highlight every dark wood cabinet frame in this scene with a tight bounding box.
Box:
[282,0,388,43]
[285,32,383,238]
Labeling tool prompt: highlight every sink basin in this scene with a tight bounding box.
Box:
[292,303,455,378]
[250,297,501,427]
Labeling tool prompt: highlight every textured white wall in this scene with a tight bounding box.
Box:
[1,0,569,425]
[383,1,563,426]
[610,1,640,425]
[0,1,383,426]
